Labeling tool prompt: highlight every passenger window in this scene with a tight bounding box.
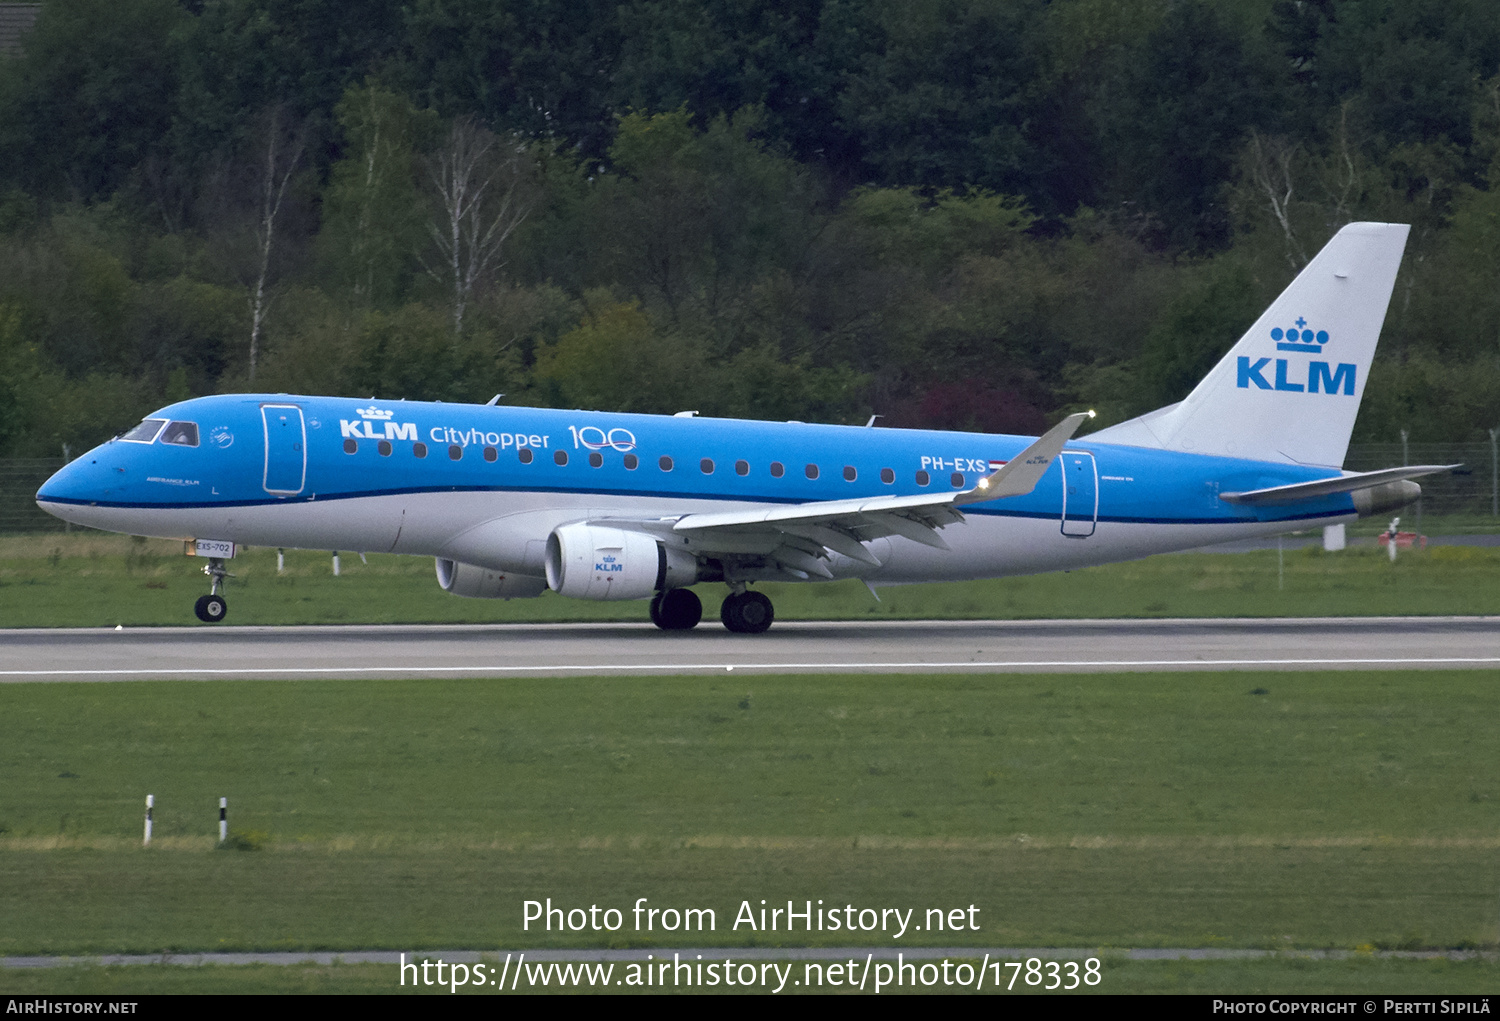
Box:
[120,418,167,444]
[950,472,964,488]
[843,466,856,481]
[589,451,603,468]
[701,458,714,474]
[805,464,819,480]
[770,462,784,478]
[414,442,427,458]
[916,470,930,486]
[623,453,639,470]
[518,447,534,464]
[659,455,674,472]
[483,446,497,462]
[343,439,358,455]
[880,468,895,484]
[378,440,392,457]
[160,421,199,447]
[449,445,462,460]
[554,450,568,466]
[735,460,749,476]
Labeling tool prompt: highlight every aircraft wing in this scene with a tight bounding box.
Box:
[594,412,1094,577]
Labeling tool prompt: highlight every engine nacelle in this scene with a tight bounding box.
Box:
[544,523,697,600]
[435,558,547,599]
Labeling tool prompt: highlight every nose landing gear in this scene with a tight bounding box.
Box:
[194,557,231,623]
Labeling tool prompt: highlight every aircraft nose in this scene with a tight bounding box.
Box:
[35,455,113,510]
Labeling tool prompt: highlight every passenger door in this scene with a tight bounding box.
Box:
[261,404,306,495]
[1060,450,1097,537]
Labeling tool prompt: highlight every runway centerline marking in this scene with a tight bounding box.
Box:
[3,655,1499,679]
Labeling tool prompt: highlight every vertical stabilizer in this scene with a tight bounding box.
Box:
[1089,222,1409,467]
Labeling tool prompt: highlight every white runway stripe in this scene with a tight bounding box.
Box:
[3,618,1496,680]
[2,656,1500,679]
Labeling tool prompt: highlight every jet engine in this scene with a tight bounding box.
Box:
[435,558,547,599]
[544,523,697,600]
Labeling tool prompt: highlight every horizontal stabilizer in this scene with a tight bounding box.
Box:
[1219,465,1458,505]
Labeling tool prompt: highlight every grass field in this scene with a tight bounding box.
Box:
[2,530,1500,627]
[1,671,1497,996]
[3,527,1498,994]
[1,957,1495,995]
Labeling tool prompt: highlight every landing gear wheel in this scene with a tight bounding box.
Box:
[194,593,228,623]
[651,588,702,631]
[721,590,774,634]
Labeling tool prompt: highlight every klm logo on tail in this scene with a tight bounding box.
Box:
[1237,317,1355,395]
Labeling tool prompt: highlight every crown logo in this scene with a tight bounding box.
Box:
[1272,317,1329,353]
[356,406,395,420]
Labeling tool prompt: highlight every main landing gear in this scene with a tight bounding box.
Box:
[648,586,776,634]
[721,590,773,634]
[194,557,230,623]
[649,588,702,631]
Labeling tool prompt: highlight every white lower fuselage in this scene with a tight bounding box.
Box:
[46,487,1347,587]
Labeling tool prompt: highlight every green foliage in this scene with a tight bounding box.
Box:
[319,81,438,308]
[534,299,704,413]
[834,0,1043,197]
[593,107,819,326]
[1137,259,1264,408]
[1108,1,1279,251]
[0,4,1496,444]
[841,187,1034,273]
[1356,350,1500,442]
[0,0,188,202]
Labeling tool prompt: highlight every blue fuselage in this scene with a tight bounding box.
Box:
[37,393,1353,583]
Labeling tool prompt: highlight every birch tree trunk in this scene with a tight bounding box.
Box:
[247,106,307,383]
[425,117,536,337]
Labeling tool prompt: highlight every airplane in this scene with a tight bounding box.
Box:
[35,221,1453,633]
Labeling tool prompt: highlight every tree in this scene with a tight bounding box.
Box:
[245,107,309,383]
[0,0,187,203]
[1107,0,1278,252]
[424,117,538,335]
[321,82,436,308]
[833,0,1043,197]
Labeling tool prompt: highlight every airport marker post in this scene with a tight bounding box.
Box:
[219,797,227,843]
[144,795,153,846]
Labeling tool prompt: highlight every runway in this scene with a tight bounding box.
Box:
[0,617,1497,680]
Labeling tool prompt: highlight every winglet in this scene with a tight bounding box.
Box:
[955,411,1095,506]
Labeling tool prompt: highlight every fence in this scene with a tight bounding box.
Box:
[1341,442,1498,517]
[3,441,1499,534]
[0,458,66,533]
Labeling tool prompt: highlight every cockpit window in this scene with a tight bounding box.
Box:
[159,421,200,447]
[120,418,167,443]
